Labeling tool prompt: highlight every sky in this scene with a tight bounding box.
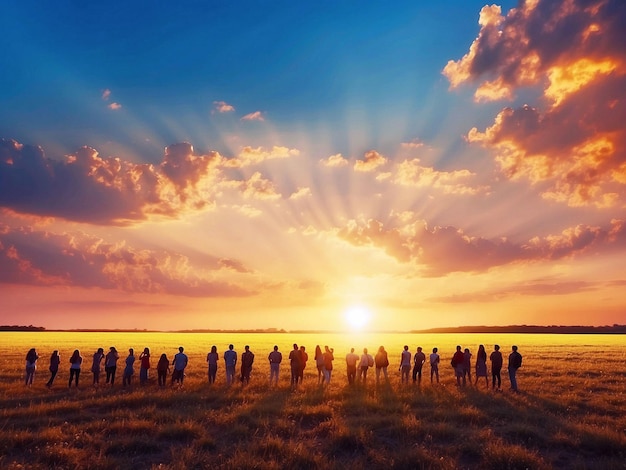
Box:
[1,0,625,331]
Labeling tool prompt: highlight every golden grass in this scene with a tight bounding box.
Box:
[0,332,625,469]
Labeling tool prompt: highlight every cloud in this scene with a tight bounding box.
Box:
[392,158,487,195]
[337,216,626,276]
[240,172,281,200]
[223,146,300,168]
[445,0,626,207]
[289,187,311,200]
[241,111,265,121]
[213,100,235,113]
[400,140,424,149]
[354,150,387,172]
[0,139,224,224]
[0,225,255,297]
[320,153,349,167]
[108,102,122,110]
[101,89,111,101]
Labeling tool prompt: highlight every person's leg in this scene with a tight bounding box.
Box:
[418,367,422,385]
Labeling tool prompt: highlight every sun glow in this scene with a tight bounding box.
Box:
[344,305,372,331]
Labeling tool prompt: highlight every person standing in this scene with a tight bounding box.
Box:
[475,344,488,388]
[25,348,39,386]
[105,347,120,386]
[68,350,82,388]
[400,345,412,384]
[289,344,302,388]
[123,348,135,387]
[345,348,359,384]
[490,344,503,391]
[374,346,389,385]
[314,345,324,384]
[91,348,105,386]
[323,346,334,384]
[240,345,255,385]
[463,348,473,385]
[224,344,237,386]
[430,347,440,384]
[139,348,150,385]
[172,346,188,386]
[508,345,523,392]
[359,347,373,384]
[451,346,465,386]
[412,346,426,385]
[46,350,61,388]
[299,345,308,384]
[157,353,170,387]
[268,345,282,386]
[207,346,219,384]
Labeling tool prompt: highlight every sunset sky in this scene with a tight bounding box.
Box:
[1,0,625,331]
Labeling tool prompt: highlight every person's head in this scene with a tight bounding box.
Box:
[211,345,217,353]
[330,348,334,353]
[160,353,167,360]
[273,345,278,351]
[293,343,299,350]
[315,345,322,355]
[245,345,250,351]
[363,347,368,354]
[404,345,409,351]
[71,350,80,361]
[494,344,500,351]
[464,348,470,353]
[110,346,117,353]
[300,346,306,351]
[143,347,149,354]
[325,345,330,352]
[229,344,234,350]
[51,350,59,358]
[129,348,134,355]
[479,344,485,352]
[178,346,184,353]
[97,348,104,354]
[512,345,518,351]
[417,347,422,352]
[433,347,438,353]
[378,345,385,353]
[350,348,355,353]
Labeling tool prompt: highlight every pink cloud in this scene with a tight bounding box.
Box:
[108,102,122,110]
[320,153,349,168]
[241,111,265,121]
[223,146,300,168]
[0,225,255,297]
[392,158,487,195]
[101,89,111,101]
[213,100,235,113]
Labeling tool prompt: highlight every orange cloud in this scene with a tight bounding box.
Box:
[446,0,626,207]
[392,158,486,195]
[108,102,122,110]
[213,100,235,113]
[224,146,300,168]
[320,153,349,167]
[101,89,111,100]
[354,150,387,172]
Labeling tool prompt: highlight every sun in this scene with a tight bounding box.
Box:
[344,305,372,331]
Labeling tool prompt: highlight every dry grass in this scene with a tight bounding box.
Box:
[0,332,625,469]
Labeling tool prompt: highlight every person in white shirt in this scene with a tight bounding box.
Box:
[224,344,237,386]
[430,347,440,384]
[400,345,412,384]
[359,348,373,384]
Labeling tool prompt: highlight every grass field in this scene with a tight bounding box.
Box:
[1,332,625,469]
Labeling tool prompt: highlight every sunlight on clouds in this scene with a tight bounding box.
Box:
[546,59,618,106]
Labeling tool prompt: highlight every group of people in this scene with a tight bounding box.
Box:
[23,343,523,392]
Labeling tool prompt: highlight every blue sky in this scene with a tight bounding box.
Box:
[1,0,625,331]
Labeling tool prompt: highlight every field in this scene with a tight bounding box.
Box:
[1,332,625,469]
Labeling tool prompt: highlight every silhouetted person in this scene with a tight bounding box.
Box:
[157,353,170,386]
[25,348,39,386]
[46,350,60,388]
[123,348,135,387]
[240,345,254,385]
[375,346,389,385]
[475,344,488,388]
[224,344,237,386]
[314,345,324,384]
[172,346,188,386]
[105,347,119,386]
[299,346,308,383]
[430,347,440,384]
[346,348,359,384]
[69,350,82,388]
[139,347,150,385]
[359,348,373,383]
[91,348,104,386]
[289,343,302,388]
[508,345,523,392]
[400,345,411,384]
[412,346,426,385]
[463,348,472,384]
[207,345,219,384]
[268,345,282,386]
[451,345,465,386]
[490,345,503,391]
[323,346,334,384]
